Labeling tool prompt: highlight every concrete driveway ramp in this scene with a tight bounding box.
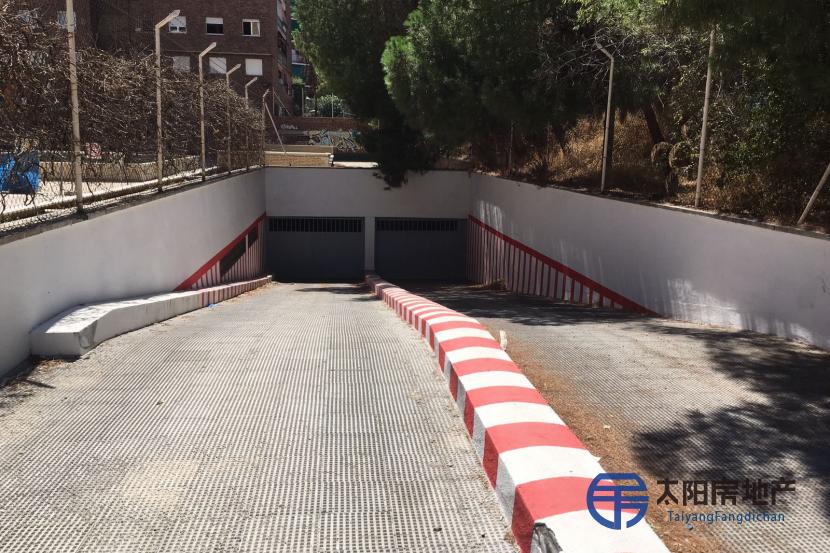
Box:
[1,283,517,552]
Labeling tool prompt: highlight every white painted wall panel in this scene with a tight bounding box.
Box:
[471,174,830,349]
[0,171,265,377]
[265,168,472,218]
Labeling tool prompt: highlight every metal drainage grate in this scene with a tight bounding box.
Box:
[376,218,460,232]
[269,216,364,233]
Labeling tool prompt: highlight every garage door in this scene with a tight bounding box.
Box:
[375,218,467,281]
[267,217,365,281]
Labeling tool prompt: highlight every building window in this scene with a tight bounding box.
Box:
[208,56,227,74]
[206,17,224,35]
[168,16,187,33]
[243,19,261,37]
[245,58,263,76]
[172,56,191,72]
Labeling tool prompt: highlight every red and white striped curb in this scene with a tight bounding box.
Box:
[367,275,670,553]
[198,276,271,307]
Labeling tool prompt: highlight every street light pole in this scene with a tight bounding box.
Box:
[225,64,241,174]
[596,42,615,194]
[65,0,84,210]
[198,42,217,181]
[154,10,180,192]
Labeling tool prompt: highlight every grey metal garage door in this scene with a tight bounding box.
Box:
[267,216,365,281]
[375,218,467,281]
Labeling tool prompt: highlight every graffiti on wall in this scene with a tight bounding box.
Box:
[306,130,361,152]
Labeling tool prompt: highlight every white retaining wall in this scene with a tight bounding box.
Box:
[0,171,265,378]
[472,174,830,349]
[5,167,827,376]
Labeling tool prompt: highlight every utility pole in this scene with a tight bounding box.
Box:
[154,10,180,192]
[596,42,615,194]
[65,0,84,211]
[198,42,218,181]
[695,30,716,209]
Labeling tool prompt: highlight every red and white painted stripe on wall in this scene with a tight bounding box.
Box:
[366,275,669,553]
[177,214,266,291]
[467,216,654,314]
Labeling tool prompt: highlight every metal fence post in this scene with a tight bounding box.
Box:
[225,64,241,174]
[596,42,615,194]
[198,42,217,181]
[154,11,180,193]
[797,160,830,225]
[262,89,270,166]
[245,77,258,171]
[65,0,84,212]
[695,29,716,208]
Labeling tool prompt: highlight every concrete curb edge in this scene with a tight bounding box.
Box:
[31,276,272,357]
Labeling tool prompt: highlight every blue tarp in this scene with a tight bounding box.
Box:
[0,152,40,193]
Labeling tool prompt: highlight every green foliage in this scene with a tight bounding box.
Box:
[297,0,830,221]
[381,4,490,149]
[382,0,598,159]
[664,0,830,104]
[294,0,417,121]
[314,94,348,117]
[294,0,426,185]
[359,118,439,187]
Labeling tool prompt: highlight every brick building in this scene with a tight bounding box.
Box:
[90,0,293,112]
[24,0,94,44]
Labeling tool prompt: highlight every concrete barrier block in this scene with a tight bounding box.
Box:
[31,277,270,357]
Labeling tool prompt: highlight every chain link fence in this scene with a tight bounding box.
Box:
[0,1,265,236]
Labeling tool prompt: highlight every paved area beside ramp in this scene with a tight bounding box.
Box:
[405,283,830,553]
[0,283,517,553]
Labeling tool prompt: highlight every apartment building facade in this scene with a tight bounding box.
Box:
[91,0,293,111]
[25,0,94,44]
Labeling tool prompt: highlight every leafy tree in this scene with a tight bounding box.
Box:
[294,0,433,185]
[383,0,598,165]
[315,94,349,118]
[294,0,417,120]
[665,0,830,105]
[381,4,490,150]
